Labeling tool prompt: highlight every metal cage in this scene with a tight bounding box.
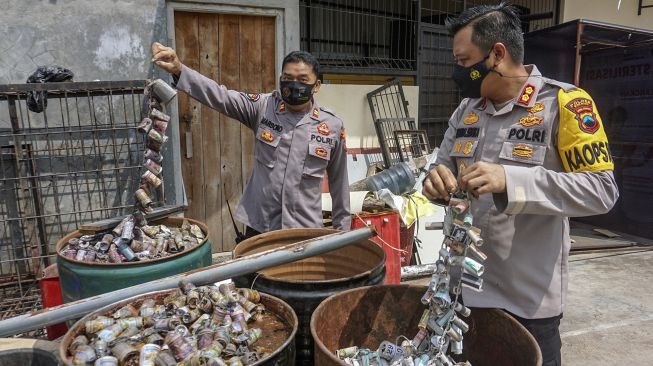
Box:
[0,80,156,335]
[393,129,431,163]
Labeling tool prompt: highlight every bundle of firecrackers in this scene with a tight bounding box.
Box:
[337,192,486,366]
[133,80,174,215]
[60,217,205,263]
[67,280,274,366]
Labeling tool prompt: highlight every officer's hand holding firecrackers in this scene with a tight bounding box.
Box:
[423,162,506,200]
[459,162,506,197]
[423,165,457,201]
[149,41,352,235]
[152,42,182,76]
[421,4,618,366]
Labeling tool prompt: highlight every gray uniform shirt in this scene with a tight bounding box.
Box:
[175,65,351,232]
[436,65,619,318]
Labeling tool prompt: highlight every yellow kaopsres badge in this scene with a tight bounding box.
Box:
[557,88,613,173]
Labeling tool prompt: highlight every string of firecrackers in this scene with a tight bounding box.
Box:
[337,192,485,366]
[135,79,173,214]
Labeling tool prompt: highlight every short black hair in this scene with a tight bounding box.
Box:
[282,51,320,78]
[445,2,524,64]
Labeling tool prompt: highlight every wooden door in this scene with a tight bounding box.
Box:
[174,12,276,252]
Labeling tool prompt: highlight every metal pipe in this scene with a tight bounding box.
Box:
[0,227,375,337]
[573,21,584,87]
[401,263,438,281]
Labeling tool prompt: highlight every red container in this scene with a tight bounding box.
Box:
[38,264,68,340]
[351,211,401,284]
[399,223,416,266]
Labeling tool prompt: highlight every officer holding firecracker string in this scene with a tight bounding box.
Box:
[151,43,351,239]
[422,4,618,365]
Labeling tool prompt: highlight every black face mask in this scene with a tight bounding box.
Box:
[451,51,493,98]
[280,80,316,106]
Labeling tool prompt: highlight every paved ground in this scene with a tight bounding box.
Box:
[561,249,653,365]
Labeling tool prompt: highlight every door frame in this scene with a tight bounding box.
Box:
[166,0,299,80]
[164,0,298,209]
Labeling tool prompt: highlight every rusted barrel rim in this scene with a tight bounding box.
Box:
[55,217,209,267]
[309,284,542,365]
[233,228,386,285]
[59,288,298,366]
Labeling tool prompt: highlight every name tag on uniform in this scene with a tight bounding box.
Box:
[256,126,280,147]
[308,142,331,160]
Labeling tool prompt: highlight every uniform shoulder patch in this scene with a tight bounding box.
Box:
[241,92,261,102]
[564,97,599,134]
[557,88,613,173]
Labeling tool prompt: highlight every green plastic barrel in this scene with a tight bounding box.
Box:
[56,217,212,303]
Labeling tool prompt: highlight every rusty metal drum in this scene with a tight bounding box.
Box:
[233,228,386,366]
[310,285,543,366]
[59,288,298,366]
[56,217,212,303]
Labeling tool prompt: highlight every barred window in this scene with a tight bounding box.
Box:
[300,0,419,75]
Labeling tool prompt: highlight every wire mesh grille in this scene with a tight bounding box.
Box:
[367,78,411,121]
[367,78,415,167]
[394,129,431,163]
[300,0,419,74]
[0,81,150,330]
[374,117,417,167]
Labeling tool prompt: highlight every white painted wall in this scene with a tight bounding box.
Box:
[316,84,420,150]
[562,0,653,30]
[316,84,420,184]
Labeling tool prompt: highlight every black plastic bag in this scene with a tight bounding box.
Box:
[26,65,74,113]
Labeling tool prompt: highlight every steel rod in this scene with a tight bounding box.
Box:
[401,263,439,281]
[0,227,375,337]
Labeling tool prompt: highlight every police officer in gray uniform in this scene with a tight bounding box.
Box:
[423,4,618,365]
[151,43,351,237]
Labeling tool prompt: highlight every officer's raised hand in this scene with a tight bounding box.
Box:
[151,42,182,76]
[423,165,458,201]
[459,162,506,197]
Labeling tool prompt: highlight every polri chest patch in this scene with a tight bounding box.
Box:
[310,122,335,147]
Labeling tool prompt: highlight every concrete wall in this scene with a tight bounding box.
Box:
[562,0,653,30]
[0,0,299,84]
[0,0,168,84]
